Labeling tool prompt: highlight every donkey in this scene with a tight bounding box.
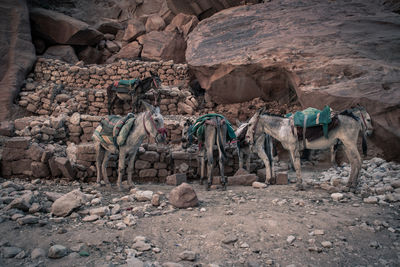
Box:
[93,102,166,191]
[107,71,161,114]
[182,116,229,190]
[235,119,275,180]
[246,106,373,190]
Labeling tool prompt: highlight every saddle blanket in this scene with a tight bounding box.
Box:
[190,114,236,142]
[287,106,332,138]
[92,113,135,147]
[111,79,139,93]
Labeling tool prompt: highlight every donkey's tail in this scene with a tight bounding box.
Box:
[216,117,227,159]
[264,134,273,167]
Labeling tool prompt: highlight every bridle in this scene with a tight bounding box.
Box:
[152,77,160,89]
[143,111,167,141]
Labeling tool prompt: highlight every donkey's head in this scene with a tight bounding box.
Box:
[235,119,249,143]
[245,109,264,145]
[181,118,194,149]
[352,105,373,137]
[142,101,167,143]
[149,71,162,89]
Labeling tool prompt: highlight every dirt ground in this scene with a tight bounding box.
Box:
[0,166,399,267]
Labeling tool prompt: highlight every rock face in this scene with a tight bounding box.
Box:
[0,0,36,121]
[30,8,103,45]
[186,0,400,160]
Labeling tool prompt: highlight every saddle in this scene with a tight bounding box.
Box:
[296,115,339,142]
[111,79,139,94]
[92,113,135,147]
[190,114,236,142]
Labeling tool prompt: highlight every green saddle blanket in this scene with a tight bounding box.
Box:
[287,106,332,138]
[118,79,138,87]
[92,113,135,147]
[190,114,236,142]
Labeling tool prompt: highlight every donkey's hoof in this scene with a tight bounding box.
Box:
[95,182,102,188]
[222,184,227,191]
[295,183,304,191]
[205,184,211,191]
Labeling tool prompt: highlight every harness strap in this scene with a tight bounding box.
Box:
[303,114,308,149]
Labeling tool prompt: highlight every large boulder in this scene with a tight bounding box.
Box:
[139,31,186,63]
[168,183,198,208]
[0,0,36,121]
[165,13,199,39]
[106,41,142,63]
[51,189,89,217]
[30,8,103,45]
[186,0,400,161]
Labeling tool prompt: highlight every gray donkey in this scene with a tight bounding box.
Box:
[182,116,230,190]
[246,106,373,190]
[235,119,275,180]
[93,102,166,191]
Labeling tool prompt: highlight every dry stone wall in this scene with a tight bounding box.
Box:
[1,57,268,184]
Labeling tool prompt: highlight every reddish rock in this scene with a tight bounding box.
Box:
[42,45,78,64]
[0,121,14,136]
[2,148,26,161]
[139,169,158,178]
[166,173,187,186]
[31,162,50,178]
[54,157,75,180]
[0,0,36,121]
[168,183,198,208]
[186,1,400,160]
[107,41,142,63]
[139,31,186,63]
[145,14,166,32]
[213,174,258,186]
[11,159,32,175]
[123,20,146,42]
[165,13,198,39]
[26,143,44,161]
[78,46,103,64]
[95,19,123,35]
[30,8,103,45]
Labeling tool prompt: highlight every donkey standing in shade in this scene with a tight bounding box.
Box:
[107,71,161,114]
[235,119,275,180]
[182,115,232,190]
[246,106,373,190]
[93,102,166,191]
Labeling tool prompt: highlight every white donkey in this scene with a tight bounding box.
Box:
[93,102,166,190]
[246,106,373,190]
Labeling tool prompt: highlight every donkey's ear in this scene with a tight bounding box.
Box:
[236,119,241,127]
[155,106,160,114]
[141,100,153,112]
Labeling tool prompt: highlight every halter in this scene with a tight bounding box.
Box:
[143,111,167,140]
[358,109,368,132]
[152,77,159,89]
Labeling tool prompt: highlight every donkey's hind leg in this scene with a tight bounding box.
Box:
[117,149,128,191]
[289,145,302,190]
[199,149,206,185]
[205,127,216,190]
[95,142,105,186]
[342,142,361,190]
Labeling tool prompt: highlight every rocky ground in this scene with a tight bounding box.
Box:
[0,158,399,267]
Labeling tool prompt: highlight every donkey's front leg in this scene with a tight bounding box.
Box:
[101,150,112,188]
[95,143,105,186]
[255,139,272,184]
[117,149,127,191]
[126,150,138,189]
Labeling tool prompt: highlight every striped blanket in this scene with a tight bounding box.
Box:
[92,113,135,147]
